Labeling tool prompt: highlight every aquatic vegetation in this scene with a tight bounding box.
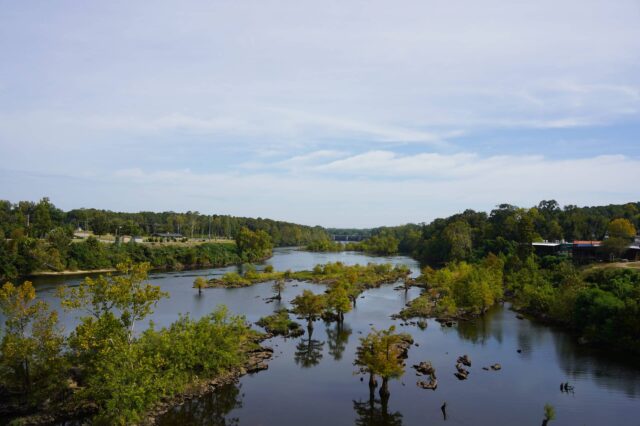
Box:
[256,309,304,337]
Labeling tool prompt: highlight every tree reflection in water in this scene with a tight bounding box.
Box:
[294,337,325,368]
[353,393,403,426]
[157,383,243,426]
[326,322,352,361]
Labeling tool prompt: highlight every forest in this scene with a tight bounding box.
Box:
[0,198,328,244]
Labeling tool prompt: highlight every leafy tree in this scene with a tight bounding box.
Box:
[235,227,273,262]
[542,403,556,426]
[443,220,472,261]
[355,326,409,399]
[31,197,53,238]
[194,277,207,295]
[326,284,352,323]
[291,290,326,332]
[602,218,636,259]
[0,281,66,405]
[58,261,168,343]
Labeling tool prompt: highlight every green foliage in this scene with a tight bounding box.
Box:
[544,403,556,421]
[0,281,66,407]
[306,238,344,252]
[325,284,353,321]
[402,255,504,318]
[291,290,326,327]
[59,261,168,343]
[235,227,273,263]
[86,307,254,424]
[348,233,399,255]
[256,309,303,336]
[354,326,410,391]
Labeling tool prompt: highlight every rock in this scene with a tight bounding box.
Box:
[516,314,524,320]
[417,378,438,390]
[457,354,472,367]
[454,371,468,380]
[517,349,522,353]
[490,363,501,371]
[482,367,489,371]
[412,361,436,377]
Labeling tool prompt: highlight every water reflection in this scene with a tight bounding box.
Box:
[552,332,640,398]
[157,383,242,426]
[455,304,503,345]
[353,394,403,426]
[294,338,325,368]
[326,322,352,361]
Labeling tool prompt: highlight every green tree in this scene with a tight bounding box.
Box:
[31,197,53,238]
[603,218,636,259]
[443,220,472,261]
[0,281,66,405]
[194,276,207,295]
[291,290,326,332]
[354,326,409,400]
[235,227,273,262]
[58,261,168,343]
[326,284,352,323]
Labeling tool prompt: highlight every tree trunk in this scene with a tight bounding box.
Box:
[379,377,390,399]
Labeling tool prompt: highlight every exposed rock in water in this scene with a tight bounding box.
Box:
[454,371,469,380]
[490,363,502,371]
[417,378,438,390]
[457,354,472,367]
[413,361,436,377]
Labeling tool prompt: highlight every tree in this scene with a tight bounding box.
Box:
[0,281,66,404]
[194,277,207,295]
[235,227,273,262]
[272,279,285,300]
[291,290,326,333]
[354,326,409,400]
[608,218,636,239]
[326,284,352,323]
[58,261,168,343]
[31,197,53,238]
[603,218,636,259]
[443,220,472,261]
[542,403,556,426]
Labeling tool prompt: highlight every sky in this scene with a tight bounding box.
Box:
[0,0,639,228]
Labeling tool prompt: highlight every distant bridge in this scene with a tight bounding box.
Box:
[330,234,367,242]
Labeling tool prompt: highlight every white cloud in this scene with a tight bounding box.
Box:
[4,151,636,228]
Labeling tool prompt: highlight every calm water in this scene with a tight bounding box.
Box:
[25,248,640,425]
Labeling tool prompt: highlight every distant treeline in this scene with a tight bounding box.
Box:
[0,198,328,245]
[324,200,640,264]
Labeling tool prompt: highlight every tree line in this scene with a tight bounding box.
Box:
[324,200,639,264]
[0,197,328,245]
[0,225,274,281]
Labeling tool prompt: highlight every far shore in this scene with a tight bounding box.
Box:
[29,268,117,277]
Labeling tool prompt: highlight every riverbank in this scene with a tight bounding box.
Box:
[142,344,274,425]
[2,340,274,426]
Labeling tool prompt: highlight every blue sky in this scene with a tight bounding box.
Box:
[1,0,639,227]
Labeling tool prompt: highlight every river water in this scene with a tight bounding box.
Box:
[25,248,640,425]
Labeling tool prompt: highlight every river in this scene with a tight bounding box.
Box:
[25,248,640,425]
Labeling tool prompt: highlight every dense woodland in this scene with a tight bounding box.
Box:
[0,198,327,244]
[0,198,321,280]
[319,200,640,264]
